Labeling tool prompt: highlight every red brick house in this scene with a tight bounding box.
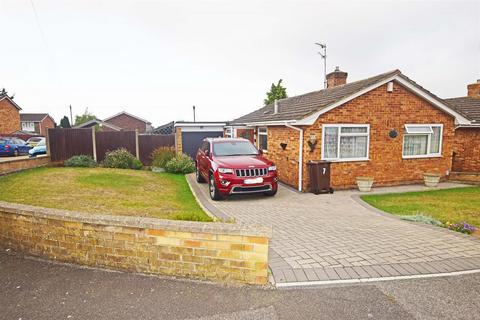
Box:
[103,111,153,133]
[230,68,473,191]
[20,113,55,136]
[0,91,21,134]
[445,79,480,174]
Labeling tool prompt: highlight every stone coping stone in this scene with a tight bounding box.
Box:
[0,155,49,164]
[0,201,272,238]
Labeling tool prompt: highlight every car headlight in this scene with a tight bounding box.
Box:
[218,168,233,174]
[268,166,277,171]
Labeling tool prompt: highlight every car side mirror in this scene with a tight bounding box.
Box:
[205,149,210,157]
[258,149,263,155]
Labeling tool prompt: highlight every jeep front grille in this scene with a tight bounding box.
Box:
[235,168,268,177]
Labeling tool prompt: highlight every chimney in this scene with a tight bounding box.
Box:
[273,99,279,114]
[467,79,480,99]
[326,66,348,88]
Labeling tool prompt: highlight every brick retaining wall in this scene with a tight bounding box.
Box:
[0,201,271,285]
[0,156,50,175]
[449,172,480,184]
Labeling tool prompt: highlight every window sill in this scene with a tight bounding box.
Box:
[402,155,442,160]
[321,158,370,163]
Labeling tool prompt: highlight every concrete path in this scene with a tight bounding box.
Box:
[187,175,480,286]
[2,249,480,320]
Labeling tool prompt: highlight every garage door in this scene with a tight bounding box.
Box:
[182,131,223,159]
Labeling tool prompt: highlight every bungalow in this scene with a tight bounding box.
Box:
[445,79,480,174]
[103,111,153,133]
[0,90,21,134]
[230,68,473,191]
[20,113,55,136]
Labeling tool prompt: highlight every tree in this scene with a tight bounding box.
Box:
[59,116,71,128]
[74,109,97,126]
[264,79,287,106]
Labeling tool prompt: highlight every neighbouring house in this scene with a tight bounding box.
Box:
[20,113,55,136]
[0,90,21,134]
[103,111,153,133]
[444,79,480,174]
[230,67,474,191]
[73,118,123,131]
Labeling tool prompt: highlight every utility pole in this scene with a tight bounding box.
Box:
[192,105,196,122]
[315,43,327,89]
[69,105,73,125]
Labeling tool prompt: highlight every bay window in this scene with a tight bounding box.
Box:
[402,124,442,158]
[258,127,268,151]
[22,122,35,132]
[322,124,370,161]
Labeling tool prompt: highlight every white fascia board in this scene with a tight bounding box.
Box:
[180,126,225,132]
[174,122,227,127]
[295,74,472,126]
[243,120,297,127]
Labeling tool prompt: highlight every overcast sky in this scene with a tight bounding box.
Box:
[1,0,479,127]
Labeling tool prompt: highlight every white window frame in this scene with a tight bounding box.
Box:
[321,124,370,162]
[402,124,443,159]
[257,127,268,151]
[21,122,35,132]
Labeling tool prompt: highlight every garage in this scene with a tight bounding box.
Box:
[174,122,226,159]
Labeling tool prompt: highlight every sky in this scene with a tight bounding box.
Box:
[0,0,479,127]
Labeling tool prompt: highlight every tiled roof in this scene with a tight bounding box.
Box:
[444,97,480,123]
[20,113,49,122]
[231,70,401,124]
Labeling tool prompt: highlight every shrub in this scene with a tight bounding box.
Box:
[165,153,195,174]
[445,221,477,234]
[399,214,443,226]
[64,155,96,168]
[103,148,143,170]
[151,146,175,168]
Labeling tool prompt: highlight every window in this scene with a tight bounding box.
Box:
[258,127,268,151]
[402,124,442,158]
[21,122,35,132]
[322,124,370,161]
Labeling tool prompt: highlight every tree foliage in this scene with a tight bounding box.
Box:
[59,116,71,128]
[264,79,287,106]
[74,109,97,126]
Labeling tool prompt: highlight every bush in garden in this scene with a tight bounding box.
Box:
[103,148,143,170]
[64,155,96,168]
[164,153,195,174]
[151,146,175,168]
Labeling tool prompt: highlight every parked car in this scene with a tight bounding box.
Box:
[195,138,278,200]
[26,136,45,147]
[0,137,31,156]
[28,138,47,157]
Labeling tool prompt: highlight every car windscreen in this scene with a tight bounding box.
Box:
[28,137,42,142]
[213,141,258,156]
[37,139,46,146]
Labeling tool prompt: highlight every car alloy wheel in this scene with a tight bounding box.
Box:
[195,165,204,183]
[13,149,19,157]
[208,174,222,201]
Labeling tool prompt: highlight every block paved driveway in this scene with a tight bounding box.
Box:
[187,175,480,285]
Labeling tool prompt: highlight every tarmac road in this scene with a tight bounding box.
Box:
[1,249,480,320]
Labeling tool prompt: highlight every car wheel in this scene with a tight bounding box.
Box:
[264,188,277,197]
[208,174,223,201]
[195,164,205,183]
[13,149,19,157]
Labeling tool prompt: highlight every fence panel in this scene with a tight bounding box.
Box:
[48,128,93,162]
[138,134,175,165]
[95,131,136,162]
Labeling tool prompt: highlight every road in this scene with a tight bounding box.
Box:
[1,249,480,320]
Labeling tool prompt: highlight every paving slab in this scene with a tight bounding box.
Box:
[186,175,480,285]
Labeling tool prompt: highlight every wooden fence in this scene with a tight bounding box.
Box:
[48,128,175,165]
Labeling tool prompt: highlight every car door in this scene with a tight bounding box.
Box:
[199,141,211,179]
[16,139,29,154]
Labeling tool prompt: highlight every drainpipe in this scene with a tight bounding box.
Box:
[285,123,303,192]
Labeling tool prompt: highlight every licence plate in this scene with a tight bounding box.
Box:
[244,177,263,185]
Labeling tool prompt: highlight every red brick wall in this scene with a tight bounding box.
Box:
[39,117,55,136]
[262,126,300,188]
[236,128,255,143]
[0,99,20,134]
[105,114,147,133]
[452,127,480,172]
[302,82,455,190]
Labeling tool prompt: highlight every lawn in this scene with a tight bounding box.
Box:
[0,167,212,222]
[361,186,480,227]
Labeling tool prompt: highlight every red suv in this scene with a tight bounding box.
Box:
[195,138,278,200]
